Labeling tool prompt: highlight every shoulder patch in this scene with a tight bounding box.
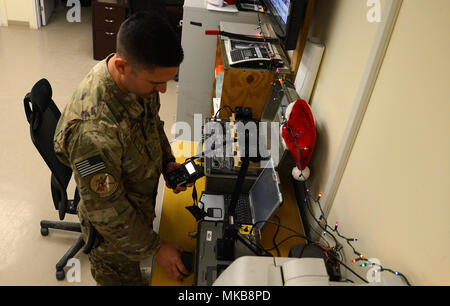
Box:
[90,173,118,197]
[75,155,106,178]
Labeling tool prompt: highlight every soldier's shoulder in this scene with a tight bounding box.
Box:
[61,68,120,125]
[60,120,122,160]
[56,94,119,149]
[70,70,109,118]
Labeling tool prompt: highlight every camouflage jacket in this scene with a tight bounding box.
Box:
[54,56,175,261]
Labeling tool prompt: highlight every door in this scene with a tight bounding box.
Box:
[33,0,42,29]
[39,0,55,26]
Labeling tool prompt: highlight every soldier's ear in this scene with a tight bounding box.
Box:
[114,58,129,76]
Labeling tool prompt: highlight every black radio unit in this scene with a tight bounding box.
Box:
[166,158,204,189]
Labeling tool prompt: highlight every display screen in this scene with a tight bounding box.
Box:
[266,0,290,25]
[250,163,282,230]
[263,0,307,50]
[186,162,196,175]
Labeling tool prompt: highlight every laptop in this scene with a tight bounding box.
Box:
[198,159,283,230]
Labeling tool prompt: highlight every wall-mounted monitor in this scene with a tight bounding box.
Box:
[262,0,308,50]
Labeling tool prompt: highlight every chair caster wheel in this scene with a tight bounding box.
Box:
[56,270,65,281]
[41,227,49,236]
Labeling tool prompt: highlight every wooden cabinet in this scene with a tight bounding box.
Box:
[92,0,128,60]
[212,37,292,121]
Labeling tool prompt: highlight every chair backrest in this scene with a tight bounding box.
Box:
[24,79,75,220]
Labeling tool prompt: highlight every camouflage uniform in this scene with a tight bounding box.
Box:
[54,54,175,286]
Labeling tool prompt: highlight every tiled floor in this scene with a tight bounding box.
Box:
[0,5,178,285]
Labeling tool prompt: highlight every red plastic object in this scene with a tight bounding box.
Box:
[205,30,220,36]
[281,99,316,171]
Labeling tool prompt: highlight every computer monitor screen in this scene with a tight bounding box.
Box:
[266,0,290,32]
[249,163,282,230]
[262,0,308,50]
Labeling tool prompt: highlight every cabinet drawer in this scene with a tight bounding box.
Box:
[94,17,122,32]
[93,29,118,60]
[93,5,126,30]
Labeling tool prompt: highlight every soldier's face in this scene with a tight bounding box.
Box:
[126,66,178,98]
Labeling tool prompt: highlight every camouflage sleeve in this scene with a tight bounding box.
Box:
[155,94,175,170]
[65,124,161,261]
[158,115,175,169]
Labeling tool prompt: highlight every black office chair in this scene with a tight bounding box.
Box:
[23,79,94,281]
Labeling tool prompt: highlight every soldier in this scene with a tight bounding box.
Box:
[54,11,191,285]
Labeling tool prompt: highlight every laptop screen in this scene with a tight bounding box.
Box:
[250,164,282,230]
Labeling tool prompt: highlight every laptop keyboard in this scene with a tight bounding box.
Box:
[230,49,246,62]
[224,195,253,225]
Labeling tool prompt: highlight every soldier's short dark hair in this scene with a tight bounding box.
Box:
[117,11,184,71]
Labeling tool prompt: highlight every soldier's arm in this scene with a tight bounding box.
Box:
[65,124,161,261]
[154,94,176,172]
[158,117,176,172]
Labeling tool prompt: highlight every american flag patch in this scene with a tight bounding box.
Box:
[75,155,107,178]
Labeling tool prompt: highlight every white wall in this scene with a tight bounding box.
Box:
[306,0,384,201]
[304,0,450,285]
[0,0,7,26]
[0,0,39,28]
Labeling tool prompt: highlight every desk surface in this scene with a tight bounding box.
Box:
[150,141,305,286]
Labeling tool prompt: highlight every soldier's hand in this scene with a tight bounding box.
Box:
[172,182,194,194]
[155,241,189,282]
[164,162,194,194]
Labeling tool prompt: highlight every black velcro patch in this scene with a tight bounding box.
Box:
[75,155,107,178]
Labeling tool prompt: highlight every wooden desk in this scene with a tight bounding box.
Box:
[150,141,305,286]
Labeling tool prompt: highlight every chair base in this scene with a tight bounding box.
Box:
[40,220,81,232]
[40,220,85,281]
